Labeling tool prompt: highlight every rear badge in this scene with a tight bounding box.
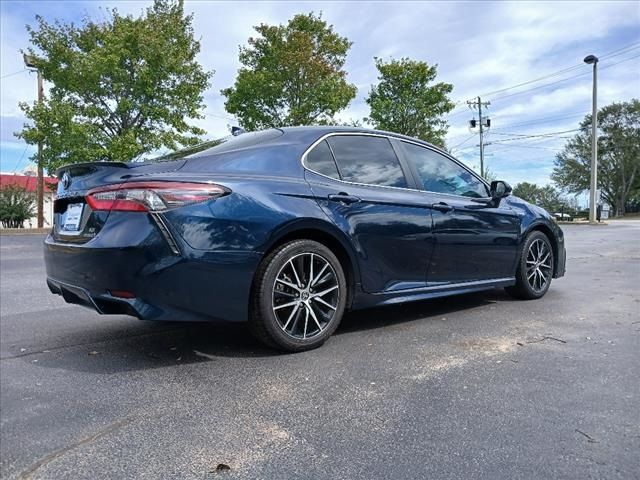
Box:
[61,172,72,190]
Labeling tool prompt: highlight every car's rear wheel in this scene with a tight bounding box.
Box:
[250,240,347,352]
[506,231,554,300]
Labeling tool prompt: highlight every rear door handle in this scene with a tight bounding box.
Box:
[328,193,361,205]
[432,202,454,212]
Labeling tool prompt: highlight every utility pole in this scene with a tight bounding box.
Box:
[23,54,44,228]
[467,96,491,178]
[584,54,599,224]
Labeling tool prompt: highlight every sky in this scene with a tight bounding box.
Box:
[1,0,639,192]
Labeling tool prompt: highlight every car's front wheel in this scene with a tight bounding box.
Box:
[249,240,347,352]
[506,230,554,300]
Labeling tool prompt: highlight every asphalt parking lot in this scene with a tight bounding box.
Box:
[1,221,639,479]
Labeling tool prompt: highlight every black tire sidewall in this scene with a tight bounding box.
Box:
[254,240,347,351]
[517,231,554,299]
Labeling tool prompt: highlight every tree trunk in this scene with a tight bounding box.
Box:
[619,193,626,216]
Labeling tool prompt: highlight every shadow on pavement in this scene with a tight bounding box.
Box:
[20,289,515,375]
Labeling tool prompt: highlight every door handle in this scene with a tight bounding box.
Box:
[328,193,361,205]
[432,202,454,212]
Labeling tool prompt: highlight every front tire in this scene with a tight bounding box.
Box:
[506,231,554,300]
[249,240,347,352]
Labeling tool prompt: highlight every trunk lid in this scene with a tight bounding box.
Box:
[52,160,186,243]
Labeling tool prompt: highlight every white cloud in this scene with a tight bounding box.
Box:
[1,0,638,181]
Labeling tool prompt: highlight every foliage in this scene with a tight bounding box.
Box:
[365,57,454,146]
[0,185,36,228]
[222,13,357,130]
[482,167,498,183]
[17,0,212,171]
[552,99,640,216]
[513,182,564,212]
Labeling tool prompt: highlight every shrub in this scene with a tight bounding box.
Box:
[0,185,35,228]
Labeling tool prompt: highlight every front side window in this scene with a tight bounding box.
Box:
[399,142,488,198]
[327,135,408,188]
[305,140,340,179]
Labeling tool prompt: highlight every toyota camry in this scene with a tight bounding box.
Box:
[45,126,566,352]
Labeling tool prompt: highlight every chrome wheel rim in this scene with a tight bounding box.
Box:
[526,238,552,293]
[272,252,339,340]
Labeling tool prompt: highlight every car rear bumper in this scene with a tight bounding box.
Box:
[44,212,261,323]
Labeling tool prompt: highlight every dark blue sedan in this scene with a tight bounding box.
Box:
[45,126,566,351]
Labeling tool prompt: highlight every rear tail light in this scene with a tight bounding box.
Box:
[86,181,229,212]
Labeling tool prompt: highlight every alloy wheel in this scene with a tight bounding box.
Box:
[526,238,552,293]
[272,252,340,340]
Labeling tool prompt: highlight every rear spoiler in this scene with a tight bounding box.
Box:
[55,161,130,177]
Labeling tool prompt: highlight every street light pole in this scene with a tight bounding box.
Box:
[584,54,599,224]
[23,54,45,228]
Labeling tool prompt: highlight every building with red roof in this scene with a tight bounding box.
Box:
[0,173,58,228]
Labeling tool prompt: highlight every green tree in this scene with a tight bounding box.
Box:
[222,13,357,130]
[0,185,35,228]
[482,166,498,183]
[552,99,640,216]
[365,57,454,146]
[513,182,563,212]
[17,0,212,171]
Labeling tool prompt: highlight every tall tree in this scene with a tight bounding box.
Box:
[17,0,212,171]
[552,99,640,216]
[222,13,357,130]
[513,182,563,212]
[365,57,454,146]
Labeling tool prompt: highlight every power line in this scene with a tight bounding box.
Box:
[446,44,640,125]
[488,143,563,152]
[472,42,640,100]
[598,43,640,60]
[489,111,589,130]
[1,69,27,79]
[488,128,581,143]
[204,111,236,121]
[477,64,584,99]
[449,134,476,150]
[490,131,577,138]
[489,53,640,102]
[12,144,31,174]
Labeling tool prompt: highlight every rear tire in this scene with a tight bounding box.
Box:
[505,231,554,300]
[249,240,347,352]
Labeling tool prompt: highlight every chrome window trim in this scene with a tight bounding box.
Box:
[300,132,492,200]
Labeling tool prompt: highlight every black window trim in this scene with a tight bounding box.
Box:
[301,132,419,192]
[301,132,491,199]
[305,138,342,180]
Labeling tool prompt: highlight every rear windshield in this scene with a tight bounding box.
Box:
[187,129,284,158]
[144,129,284,163]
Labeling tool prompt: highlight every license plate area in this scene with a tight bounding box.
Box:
[61,203,85,232]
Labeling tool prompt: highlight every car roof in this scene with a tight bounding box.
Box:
[277,125,442,150]
[175,125,451,178]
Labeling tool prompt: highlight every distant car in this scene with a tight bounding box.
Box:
[553,213,573,221]
[45,127,566,352]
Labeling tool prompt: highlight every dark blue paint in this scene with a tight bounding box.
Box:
[44,126,566,323]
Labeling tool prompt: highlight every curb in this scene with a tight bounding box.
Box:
[557,221,608,226]
[0,228,51,235]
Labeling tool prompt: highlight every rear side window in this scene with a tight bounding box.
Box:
[305,140,340,179]
[399,141,489,198]
[327,136,407,188]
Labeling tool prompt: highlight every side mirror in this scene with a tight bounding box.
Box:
[490,180,512,200]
